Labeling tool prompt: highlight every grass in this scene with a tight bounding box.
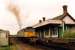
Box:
[63,31,75,38]
[10,45,18,50]
[0,46,10,50]
[0,45,17,50]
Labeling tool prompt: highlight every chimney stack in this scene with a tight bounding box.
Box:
[39,20,42,23]
[63,5,68,14]
[42,17,46,21]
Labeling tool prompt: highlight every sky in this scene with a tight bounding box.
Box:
[0,0,75,35]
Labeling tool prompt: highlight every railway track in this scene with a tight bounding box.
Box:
[9,37,75,50]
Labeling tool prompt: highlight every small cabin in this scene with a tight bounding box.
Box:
[0,29,9,46]
[33,5,75,38]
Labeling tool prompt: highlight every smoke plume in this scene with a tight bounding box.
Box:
[8,4,22,29]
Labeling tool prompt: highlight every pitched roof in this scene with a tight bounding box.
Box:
[33,20,62,28]
[52,15,64,20]
[52,13,75,21]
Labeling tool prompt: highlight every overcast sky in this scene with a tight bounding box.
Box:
[0,0,75,35]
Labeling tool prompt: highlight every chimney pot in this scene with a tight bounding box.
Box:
[43,17,45,21]
[62,5,68,14]
[39,20,42,23]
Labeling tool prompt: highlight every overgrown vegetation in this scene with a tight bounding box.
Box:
[63,30,75,38]
[0,46,10,50]
[0,45,17,50]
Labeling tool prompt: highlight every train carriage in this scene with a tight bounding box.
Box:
[17,27,36,37]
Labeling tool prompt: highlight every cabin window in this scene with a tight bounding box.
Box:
[66,26,71,32]
[51,27,58,37]
[45,28,49,36]
[64,25,68,31]
[41,29,44,38]
[35,29,44,38]
[35,30,40,37]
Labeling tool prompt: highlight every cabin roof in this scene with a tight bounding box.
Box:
[33,20,62,28]
[52,15,64,20]
[33,13,75,28]
[33,5,75,28]
[52,13,75,21]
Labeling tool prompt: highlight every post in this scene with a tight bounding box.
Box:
[62,21,65,38]
[39,30,41,38]
[57,27,59,38]
[44,29,45,38]
[49,27,51,38]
